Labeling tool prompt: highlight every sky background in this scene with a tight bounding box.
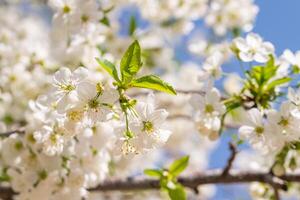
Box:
[211,1,300,199]
[254,1,300,54]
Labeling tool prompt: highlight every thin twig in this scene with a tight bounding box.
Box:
[272,186,281,200]
[266,175,285,200]
[0,129,25,137]
[222,143,238,176]
[167,114,192,120]
[129,89,205,98]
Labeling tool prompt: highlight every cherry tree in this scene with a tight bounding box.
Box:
[0,0,299,200]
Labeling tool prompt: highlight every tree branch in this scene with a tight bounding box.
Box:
[0,170,296,199]
[0,129,25,137]
[88,170,294,192]
[272,185,281,200]
[222,143,238,176]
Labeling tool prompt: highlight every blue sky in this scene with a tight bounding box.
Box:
[254,1,300,54]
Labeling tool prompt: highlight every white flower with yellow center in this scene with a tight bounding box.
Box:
[238,108,268,153]
[34,125,65,156]
[52,67,88,113]
[116,95,171,155]
[190,87,225,140]
[133,99,171,151]
[265,101,300,151]
[76,82,118,122]
[232,33,274,63]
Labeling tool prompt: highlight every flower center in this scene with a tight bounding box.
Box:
[88,99,100,109]
[63,5,71,13]
[59,84,75,92]
[14,141,23,151]
[121,140,137,155]
[9,75,17,82]
[205,104,214,113]
[50,134,58,144]
[142,121,154,133]
[254,126,264,135]
[67,110,84,122]
[278,117,289,127]
[81,14,89,23]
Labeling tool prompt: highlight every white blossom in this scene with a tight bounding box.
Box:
[232,33,274,63]
[52,67,88,112]
[190,87,225,140]
[239,108,268,153]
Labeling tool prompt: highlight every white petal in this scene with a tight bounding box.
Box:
[239,52,253,62]
[53,67,71,85]
[77,82,96,102]
[254,53,269,63]
[247,108,263,126]
[150,109,168,126]
[262,42,275,54]
[156,129,171,143]
[72,67,89,82]
[239,126,255,140]
[99,89,119,104]
[189,94,204,110]
[246,33,262,48]
[206,88,221,103]
[282,49,295,64]
[234,38,249,52]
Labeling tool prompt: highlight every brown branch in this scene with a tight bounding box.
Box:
[272,185,281,200]
[167,114,192,120]
[88,170,294,192]
[0,170,296,199]
[222,143,238,176]
[0,187,15,200]
[0,129,25,137]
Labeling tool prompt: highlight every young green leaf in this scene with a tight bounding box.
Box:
[129,15,137,36]
[169,156,189,177]
[96,58,120,82]
[144,169,163,178]
[265,77,292,91]
[292,65,300,74]
[130,75,177,95]
[120,40,142,84]
[167,184,186,200]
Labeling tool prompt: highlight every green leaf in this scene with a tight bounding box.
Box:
[120,40,142,84]
[0,168,10,182]
[96,58,120,82]
[232,27,241,37]
[144,169,163,178]
[169,156,189,177]
[167,184,186,200]
[292,65,300,74]
[130,75,176,95]
[265,77,292,91]
[128,15,137,36]
[100,16,110,27]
